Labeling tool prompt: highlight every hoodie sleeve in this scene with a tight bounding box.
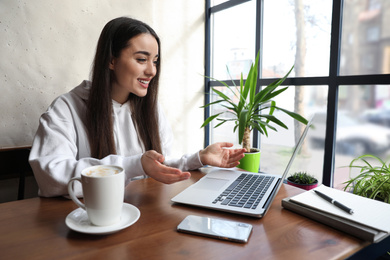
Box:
[29,94,145,198]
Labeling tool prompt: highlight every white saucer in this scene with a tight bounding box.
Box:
[65,203,140,235]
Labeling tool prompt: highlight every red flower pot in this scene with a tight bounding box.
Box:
[287,180,318,190]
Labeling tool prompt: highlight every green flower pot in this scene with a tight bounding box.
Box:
[237,149,261,173]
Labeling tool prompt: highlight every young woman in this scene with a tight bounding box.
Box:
[29,17,245,197]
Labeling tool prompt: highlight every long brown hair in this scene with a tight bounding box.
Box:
[87,17,162,159]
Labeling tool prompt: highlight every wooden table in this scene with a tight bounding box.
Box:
[0,170,368,259]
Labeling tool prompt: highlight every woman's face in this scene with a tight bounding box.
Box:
[109,33,159,104]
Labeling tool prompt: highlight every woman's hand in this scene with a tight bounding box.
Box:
[141,150,191,184]
[199,142,246,168]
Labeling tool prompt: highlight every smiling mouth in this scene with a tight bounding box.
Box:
[138,79,150,85]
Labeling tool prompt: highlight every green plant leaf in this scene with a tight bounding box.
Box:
[200,99,225,108]
[253,65,293,104]
[238,109,249,144]
[288,171,317,184]
[233,124,239,133]
[242,65,253,102]
[212,88,231,102]
[200,113,223,128]
[261,87,289,103]
[274,106,309,124]
[219,105,237,116]
[267,100,276,124]
[240,72,244,97]
[253,84,276,105]
[258,114,288,129]
[214,120,227,128]
[343,154,390,203]
[252,117,278,132]
[204,75,230,88]
[252,122,266,136]
[249,52,259,105]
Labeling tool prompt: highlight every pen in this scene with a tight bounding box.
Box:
[314,190,354,214]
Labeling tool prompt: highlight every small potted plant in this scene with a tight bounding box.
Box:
[287,171,318,190]
[201,51,308,172]
[343,154,390,203]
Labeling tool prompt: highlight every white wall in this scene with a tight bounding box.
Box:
[0,0,205,157]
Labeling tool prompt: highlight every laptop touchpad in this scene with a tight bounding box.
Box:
[195,177,229,190]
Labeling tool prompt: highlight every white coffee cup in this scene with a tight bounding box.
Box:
[68,165,125,226]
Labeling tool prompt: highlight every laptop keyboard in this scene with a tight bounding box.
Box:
[212,173,275,210]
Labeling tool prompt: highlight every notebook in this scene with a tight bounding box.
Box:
[171,117,313,218]
[282,184,390,242]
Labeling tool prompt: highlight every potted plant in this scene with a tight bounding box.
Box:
[287,171,318,190]
[201,51,308,172]
[343,154,390,203]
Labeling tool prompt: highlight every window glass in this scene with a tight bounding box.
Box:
[260,85,327,183]
[340,0,390,75]
[262,0,332,77]
[211,0,256,80]
[334,85,390,189]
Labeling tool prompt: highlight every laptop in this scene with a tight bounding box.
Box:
[171,117,313,218]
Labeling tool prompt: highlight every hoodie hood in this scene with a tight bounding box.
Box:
[71,80,91,101]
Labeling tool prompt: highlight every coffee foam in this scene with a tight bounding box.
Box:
[84,166,121,177]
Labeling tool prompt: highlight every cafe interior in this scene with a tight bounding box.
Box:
[1,0,390,259]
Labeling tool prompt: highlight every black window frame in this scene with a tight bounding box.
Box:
[204,0,390,187]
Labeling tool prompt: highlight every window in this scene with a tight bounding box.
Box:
[205,0,390,189]
[340,0,385,76]
[211,1,256,80]
[263,0,332,78]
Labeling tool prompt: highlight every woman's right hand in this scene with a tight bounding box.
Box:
[141,150,191,184]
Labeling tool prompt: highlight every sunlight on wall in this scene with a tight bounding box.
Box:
[0,0,205,156]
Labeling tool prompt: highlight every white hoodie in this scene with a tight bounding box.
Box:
[29,80,203,197]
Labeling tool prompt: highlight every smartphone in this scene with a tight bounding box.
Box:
[177,215,253,243]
